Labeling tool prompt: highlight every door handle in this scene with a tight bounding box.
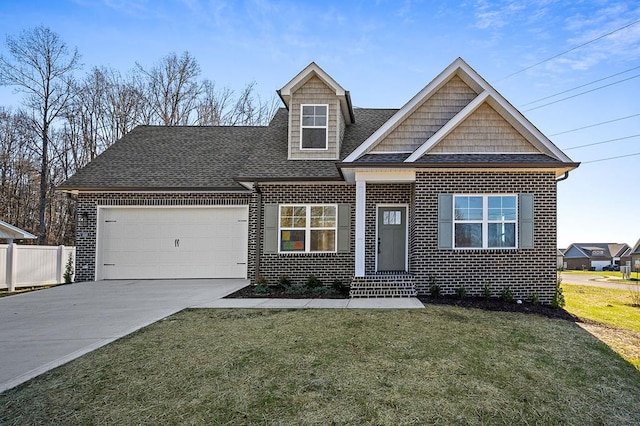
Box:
[378,237,381,254]
[175,238,180,248]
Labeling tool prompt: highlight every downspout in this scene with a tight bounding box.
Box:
[254,182,262,283]
[556,171,570,182]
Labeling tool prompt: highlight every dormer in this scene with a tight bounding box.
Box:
[278,63,355,160]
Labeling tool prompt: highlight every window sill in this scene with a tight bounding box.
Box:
[275,252,339,257]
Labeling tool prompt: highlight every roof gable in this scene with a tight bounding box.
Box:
[0,220,37,240]
[343,58,575,165]
[564,243,631,258]
[278,62,354,124]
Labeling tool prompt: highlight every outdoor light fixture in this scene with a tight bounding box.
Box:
[78,212,89,227]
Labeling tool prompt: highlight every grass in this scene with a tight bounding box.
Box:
[0,284,58,297]
[563,284,640,368]
[2,307,639,425]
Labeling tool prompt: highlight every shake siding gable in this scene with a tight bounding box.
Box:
[372,75,478,153]
[430,103,539,153]
[289,76,342,160]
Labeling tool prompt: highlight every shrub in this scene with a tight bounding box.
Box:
[255,275,268,285]
[63,253,74,284]
[331,279,345,292]
[551,275,565,309]
[429,276,441,298]
[530,293,540,305]
[455,286,467,300]
[482,281,492,300]
[254,283,269,294]
[306,274,322,289]
[430,284,441,298]
[500,286,513,302]
[277,275,292,288]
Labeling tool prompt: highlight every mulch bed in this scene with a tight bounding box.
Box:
[226,285,578,321]
[419,296,579,321]
[225,285,350,299]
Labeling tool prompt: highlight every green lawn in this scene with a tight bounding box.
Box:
[2,307,639,425]
[563,284,640,368]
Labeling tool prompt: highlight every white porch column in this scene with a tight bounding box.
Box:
[355,180,366,277]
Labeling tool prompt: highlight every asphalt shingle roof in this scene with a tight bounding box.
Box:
[236,108,398,180]
[59,125,267,190]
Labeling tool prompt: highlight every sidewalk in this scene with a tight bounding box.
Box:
[194,297,425,309]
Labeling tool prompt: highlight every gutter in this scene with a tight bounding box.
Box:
[556,171,570,182]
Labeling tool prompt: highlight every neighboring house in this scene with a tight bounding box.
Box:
[563,242,631,271]
[58,58,579,303]
[622,238,640,270]
[557,248,565,270]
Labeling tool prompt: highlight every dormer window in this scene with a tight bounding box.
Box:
[301,104,328,150]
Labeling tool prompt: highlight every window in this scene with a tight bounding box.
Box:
[279,205,336,252]
[301,105,328,149]
[453,195,517,249]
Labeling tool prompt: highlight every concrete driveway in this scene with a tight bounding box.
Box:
[0,279,247,393]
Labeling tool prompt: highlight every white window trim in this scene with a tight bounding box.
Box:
[278,204,337,253]
[452,194,518,250]
[300,104,329,151]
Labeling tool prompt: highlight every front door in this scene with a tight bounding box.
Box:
[377,206,407,272]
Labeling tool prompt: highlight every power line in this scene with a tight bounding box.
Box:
[549,113,640,136]
[498,17,640,81]
[563,134,640,150]
[523,73,640,112]
[521,65,640,107]
[582,152,640,163]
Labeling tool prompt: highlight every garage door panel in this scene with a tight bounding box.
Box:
[98,207,248,280]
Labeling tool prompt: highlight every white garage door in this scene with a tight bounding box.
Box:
[97,207,248,280]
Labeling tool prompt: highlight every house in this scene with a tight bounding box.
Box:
[622,238,640,271]
[58,58,579,303]
[563,242,631,271]
[557,248,565,270]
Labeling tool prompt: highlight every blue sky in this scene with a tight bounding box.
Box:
[1,0,639,248]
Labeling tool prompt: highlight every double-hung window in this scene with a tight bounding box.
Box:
[301,104,328,149]
[279,205,336,252]
[453,195,517,249]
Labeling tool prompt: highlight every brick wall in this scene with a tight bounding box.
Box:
[257,183,355,286]
[412,171,558,303]
[75,192,253,282]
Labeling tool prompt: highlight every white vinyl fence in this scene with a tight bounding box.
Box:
[0,244,76,291]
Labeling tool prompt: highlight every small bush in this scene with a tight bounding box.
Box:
[63,253,74,284]
[455,286,467,300]
[482,281,492,300]
[306,274,322,289]
[255,275,268,285]
[530,293,540,305]
[551,275,565,309]
[500,287,513,302]
[331,279,345,292]
[285,284,307,295]
[254,283,269,294]
[278,275,292,288]
[430,284,441,298]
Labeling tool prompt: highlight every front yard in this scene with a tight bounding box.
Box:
[1,306,639,425]
[563,284,640,368]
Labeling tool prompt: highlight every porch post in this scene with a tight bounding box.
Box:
[355,180,366,277]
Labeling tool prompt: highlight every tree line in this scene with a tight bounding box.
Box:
[0,26,278,245]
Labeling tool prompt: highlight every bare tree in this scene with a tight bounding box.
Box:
[136,51,201,125]
[0,26,80,243]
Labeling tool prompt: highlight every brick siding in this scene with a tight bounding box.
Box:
[257,183,355,286]
[412,171,558,303]
[74,192,253,282]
